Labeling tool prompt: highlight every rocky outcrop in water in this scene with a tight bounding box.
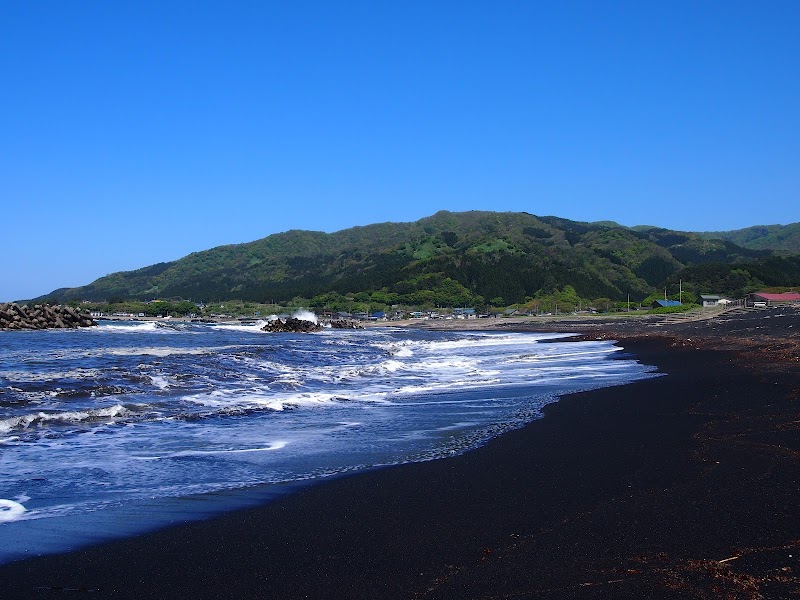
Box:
[0,303,97,330]
[329,319,364,329]
[262,318,322,333]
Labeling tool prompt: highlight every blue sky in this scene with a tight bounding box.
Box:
[2,1,799,301]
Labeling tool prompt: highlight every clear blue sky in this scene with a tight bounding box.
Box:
[2,1,799,301]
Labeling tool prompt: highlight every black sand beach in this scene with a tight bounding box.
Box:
[2,308,799,599]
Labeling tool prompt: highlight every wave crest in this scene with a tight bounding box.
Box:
[0,499,27,523]
[0,404,131,434]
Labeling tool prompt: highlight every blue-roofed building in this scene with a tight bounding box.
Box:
[651,299,682,309]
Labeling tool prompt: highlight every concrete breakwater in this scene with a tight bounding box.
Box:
[0,303,97,330]
[262,317,322,333]
[328,319,364,329]
[260,317,366,333]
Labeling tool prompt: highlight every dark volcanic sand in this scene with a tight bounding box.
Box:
[2,307,799,599]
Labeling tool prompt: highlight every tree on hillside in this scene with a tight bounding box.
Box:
[591,297,613,312]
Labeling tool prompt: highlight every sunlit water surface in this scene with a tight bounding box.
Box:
[0,320,656,562]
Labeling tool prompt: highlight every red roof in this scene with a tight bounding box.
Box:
[752,292,800,301]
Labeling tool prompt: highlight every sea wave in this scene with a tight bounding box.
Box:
[0,325,663,568]
[211,320,269,332]
[0,499,27,523]
[0,404,133,434]
[106,347,213,357]
[96,321,165,333]
[132,441,289,461]
[0,368,103,383]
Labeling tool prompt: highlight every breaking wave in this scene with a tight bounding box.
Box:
[0,404,133,434]
[0,322,658,565]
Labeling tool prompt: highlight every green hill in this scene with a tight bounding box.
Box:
[699,223,800,255]
[39,211,797,306]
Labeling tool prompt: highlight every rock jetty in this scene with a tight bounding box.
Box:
[260,317,366,333]
[0,303,97,331]
[329,319,364,329]
[262,318,323,333]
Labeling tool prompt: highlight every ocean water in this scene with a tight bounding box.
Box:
[0,320,656,562]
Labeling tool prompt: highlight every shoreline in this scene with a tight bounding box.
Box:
[2,308,799,598]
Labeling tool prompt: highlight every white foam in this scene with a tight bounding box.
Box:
[390,347,414,357]
[107,347,210,357]
[0,368,102,383]
[132,441,288,461]
[503,345,621,363]
[150,375,171,390]
[179,386,392,415]
[98,321,161,333]
[0,404,129,434]
[271,373,304,387]
[0,499,27,523]
[413,333,567,352]
[327,359,407,381]
[370,333,566,359]
[292,310,318,324]
[395,377,503,395]
[212,320,269,332]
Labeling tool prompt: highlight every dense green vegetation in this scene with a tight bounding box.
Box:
[37,211,799,310]
[72,299,274,319]
[700,223,800,255]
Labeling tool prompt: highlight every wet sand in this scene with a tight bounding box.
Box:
[2,307,799,598]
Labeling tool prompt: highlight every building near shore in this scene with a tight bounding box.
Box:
[651,299,682,309]
[748,292,800,306]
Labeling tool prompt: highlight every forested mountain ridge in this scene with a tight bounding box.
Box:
[699,223,800,255]
[39,211,800,306]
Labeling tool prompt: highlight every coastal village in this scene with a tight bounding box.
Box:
[4,290,799,331]
[86,289,800,324]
